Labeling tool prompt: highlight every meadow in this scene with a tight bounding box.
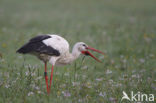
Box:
[0,0,156,103]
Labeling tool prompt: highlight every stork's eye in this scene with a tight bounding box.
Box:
[82,44,86,47]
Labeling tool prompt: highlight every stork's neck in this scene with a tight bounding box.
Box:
[57,46,81,65]
[71,47,81,60]
[66,47,81,62]
[56,43,82,66]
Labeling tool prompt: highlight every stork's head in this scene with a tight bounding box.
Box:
[73,42,104,63]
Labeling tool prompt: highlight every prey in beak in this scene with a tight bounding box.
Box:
[81,46,104,63]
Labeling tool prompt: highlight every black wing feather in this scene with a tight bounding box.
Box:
[16,35,60,56]
[29,35,51,43]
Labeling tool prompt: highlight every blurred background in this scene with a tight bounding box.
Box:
[0,0,156,103]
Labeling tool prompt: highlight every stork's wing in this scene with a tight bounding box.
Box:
[16,35,60,56]
[29,35,51,43]
[42,35,70,55]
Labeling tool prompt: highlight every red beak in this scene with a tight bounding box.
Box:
[81,46,104,63]
[86,46,105,55]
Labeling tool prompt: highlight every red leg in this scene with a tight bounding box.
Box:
[44,62,49,94]
[49,65,54,93]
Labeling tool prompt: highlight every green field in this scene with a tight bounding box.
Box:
[0,0,156,103]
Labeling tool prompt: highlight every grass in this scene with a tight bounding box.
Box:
[0,0,156,102]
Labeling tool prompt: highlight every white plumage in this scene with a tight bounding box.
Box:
[43,35,70,55]
[39,34,85,66]
[17,34,104,94]
[42,35,70,65]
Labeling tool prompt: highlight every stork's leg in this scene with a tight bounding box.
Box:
[49,65,54,92]
[44,62,49,94]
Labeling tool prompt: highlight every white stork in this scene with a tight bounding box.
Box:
[17,34,104,94]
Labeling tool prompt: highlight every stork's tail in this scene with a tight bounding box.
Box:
[16,43,31,54]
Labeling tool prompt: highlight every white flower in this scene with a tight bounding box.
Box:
[5,84,10,88]
[99,55,104,59]
[122,59,127,63]
[120,55,124,58]
[99,92,106,97]
[12,80,16,84]
[132,74,140,78]
[55,72,60,75]
[149,54,154,58]
[132,74,137,78]
[28,92,34,96]
[109,97,116,102]
[144,37,152,43]
[4,72,9,78]
[25,71,35,76]
[31,72,36,76]
[140,69,145,73]
[62,91,71,97]
[37,91,42,94]
[113,83,122,87]
[78,99,83,102]
[95,78,103,81]
[119,77,124,80]
[106,69,112,74]
[25,71,29,76]
[115,65,119,68]
[0,82,3,86]
[87,85,92,88]
[64,72,69,76]
[110,59,115,64]
[139,58,145,63]
[0,59,5,62]
[60,84,66,88]
[35,76,42,80]
[82,66,88,70]
[72,82,80,86]
[82,75,86,79]
[35,86,40,90]
[108,79,114,83]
